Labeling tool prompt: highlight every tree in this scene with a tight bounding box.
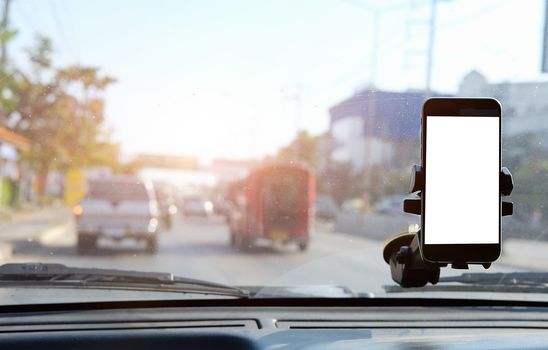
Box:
[0,35,121,194]
[0,24,18,124]
[317,161,362,205]
[502,132,548,223]
[276,130,319,167]
[511,159,548,222]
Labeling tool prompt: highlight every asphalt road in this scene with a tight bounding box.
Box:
[334,211,419,241]
[4,214,392,294]
[2,212,530,296]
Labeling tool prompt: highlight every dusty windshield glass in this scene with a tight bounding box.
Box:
[0,0,546,303]
[86,180,150,201]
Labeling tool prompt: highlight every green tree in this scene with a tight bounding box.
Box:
[502,132,548,223]
[511,159,548,222]
[0,35,121,194]
[0,25,18,124]
[276,130,319,167]
[317,161,362,205]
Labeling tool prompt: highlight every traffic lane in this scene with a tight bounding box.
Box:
[334,211,418,241]
[6,215,524,296]
[336,211,523,243]
[7,215,393,293]
[126,216,392,293]
[330,211,539,274]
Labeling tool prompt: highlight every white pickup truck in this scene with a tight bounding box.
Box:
[74,177,160,254]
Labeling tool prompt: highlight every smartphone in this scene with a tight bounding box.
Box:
[421,98,501,263]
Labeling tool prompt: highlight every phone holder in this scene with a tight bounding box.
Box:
[382,165,514,288]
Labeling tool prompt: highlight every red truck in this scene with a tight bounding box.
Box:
[226,163,316,252]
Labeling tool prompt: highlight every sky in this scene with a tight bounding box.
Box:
[6,0,548,161]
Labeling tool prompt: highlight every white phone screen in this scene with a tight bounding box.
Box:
[424,116,500,244]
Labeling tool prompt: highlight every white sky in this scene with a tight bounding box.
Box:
[7,0,548,160]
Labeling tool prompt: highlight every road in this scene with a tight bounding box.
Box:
[4,214,392,294]
[0,210,535,296]
[334,211,419,240]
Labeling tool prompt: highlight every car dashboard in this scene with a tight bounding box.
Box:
[1,299,548,349]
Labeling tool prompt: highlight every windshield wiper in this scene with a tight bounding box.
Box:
[385,272,548,293]
[0,263,249,298]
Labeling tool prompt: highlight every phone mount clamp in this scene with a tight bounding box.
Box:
[382,165,514,288]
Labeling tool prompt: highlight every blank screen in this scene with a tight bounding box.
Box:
[424,116,499,244]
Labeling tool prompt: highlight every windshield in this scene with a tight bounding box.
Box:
[0,0,546,304]
[262,168,303,227]
[86,179,150,201]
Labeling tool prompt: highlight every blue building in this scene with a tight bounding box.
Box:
[328,89,448,173]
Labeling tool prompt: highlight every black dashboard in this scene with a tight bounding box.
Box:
[1,299,548,349]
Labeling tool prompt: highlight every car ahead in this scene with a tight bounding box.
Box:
[73,177,160,254]
[315,194,338,221]
[373,195,407,215]
[180,196,214,217]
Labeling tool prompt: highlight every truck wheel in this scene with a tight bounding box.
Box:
[234,235,243,250]
[242,238,254,251]
[298,241,308,252]
[77,234,97,255]
[235,236,253,251]
[146,237,158,254]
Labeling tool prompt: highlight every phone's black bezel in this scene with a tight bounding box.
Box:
[421,97,501,263]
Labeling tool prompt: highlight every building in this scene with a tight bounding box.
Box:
[328,89,442,173]
[136,153,198,170]
[204,158,259,182]
[327,70,548,174]
[458,70,548,139]
[0,127,30,207]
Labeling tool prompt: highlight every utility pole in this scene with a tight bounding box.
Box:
[369,10,380,86]
[425,0,437,97]
[403,0,442,95]
[291,83,302,161]
[362,9,382,207]
[1,0,11,69]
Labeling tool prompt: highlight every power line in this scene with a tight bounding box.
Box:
[425,0,437,96]
[437,0,512,33]
[19,0,46,33]
[340,0,422,13]
[1,0,12,69]
[49,0,79,61]
[13,0,38,34]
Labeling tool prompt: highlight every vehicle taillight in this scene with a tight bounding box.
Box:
[148,218,158,233]
[73,205,83,217]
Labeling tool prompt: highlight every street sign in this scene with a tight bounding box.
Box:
[64,168,86,206]
[543,0,548,72]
